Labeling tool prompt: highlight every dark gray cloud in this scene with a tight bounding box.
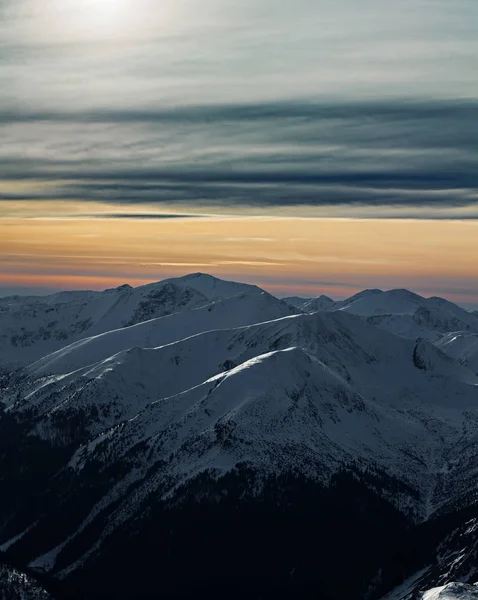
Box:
[87,213,205,220]
[0,100,477,214]
[1,99,478,125]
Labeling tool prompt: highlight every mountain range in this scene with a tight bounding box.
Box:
[2,273,478,599]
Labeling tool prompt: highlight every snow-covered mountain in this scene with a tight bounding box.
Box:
[2,274,478,599]
[6,311,477,476]
[291,289,478,365]
[3,312,478,581]
[0,273,265,370]
[347,290,478,340]
[21,290,296,378]
[288,289,478,351]
[301,294,336,312]
[336,288,426,317]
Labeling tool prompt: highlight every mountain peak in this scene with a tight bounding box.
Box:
[182,272,215,279]
[301,294,336,312]
[357,288,383,297]
[158,272,265,302]
[388,288,424,298]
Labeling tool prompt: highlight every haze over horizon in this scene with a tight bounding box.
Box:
[1,271,478,312]
[1,0,478,304]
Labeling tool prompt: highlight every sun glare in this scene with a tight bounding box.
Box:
[41,0,144,40]
[30,0,178,44]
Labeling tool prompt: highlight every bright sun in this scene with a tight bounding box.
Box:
[44,0,136,39]
[85,0,129,21]
[40,0,174,42]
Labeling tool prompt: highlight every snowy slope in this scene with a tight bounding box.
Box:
[24,291,296,378]
[5,309,478,520]
[301,295,336,312]
[281,296,313,309]
[282,295,335,312]
[337,289,425,316]
[0,275,268,370]
[17,345,423,575]
[10,310,476,425]
[65,327,478,506]
[69,347,406,483]
[437,333,478,374]
[285,289,426,318]
[421,584,478,600]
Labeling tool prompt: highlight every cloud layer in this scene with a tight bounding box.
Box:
[0,100,477,215]
[0,0,477,217]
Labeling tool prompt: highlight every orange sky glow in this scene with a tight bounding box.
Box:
[2,203,478,305]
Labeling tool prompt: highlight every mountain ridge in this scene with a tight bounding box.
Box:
[2,273,478,599]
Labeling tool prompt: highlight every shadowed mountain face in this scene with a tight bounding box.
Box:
[0,559,53,599]
[3,274,478,599]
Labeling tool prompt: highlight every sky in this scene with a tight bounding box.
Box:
[1,0,478,304]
